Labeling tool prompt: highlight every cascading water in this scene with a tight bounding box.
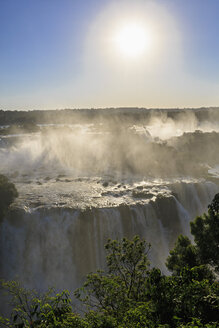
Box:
[0,181,218,296]
[0,108,219,313]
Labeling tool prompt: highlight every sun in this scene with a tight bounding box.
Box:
[114,23,151,58]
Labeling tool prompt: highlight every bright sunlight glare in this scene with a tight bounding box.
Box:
[114,23,151,58]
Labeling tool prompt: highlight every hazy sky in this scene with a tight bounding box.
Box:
[0,0,219,110]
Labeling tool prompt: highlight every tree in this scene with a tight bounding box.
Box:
[0,174,18,218]
[166,235,200,275]
[168,267,219,325]
[1,195,219,328]
[191,193,219,272]
[76,233,219,327]
[0,280,84,328]
[167,193,219,275]
[75,236,151,320]
[1,232,219,327]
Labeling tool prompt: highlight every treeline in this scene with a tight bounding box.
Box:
[0,184,218,327]
[0,107,218,125]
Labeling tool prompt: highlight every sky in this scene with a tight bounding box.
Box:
[0,0,219,110]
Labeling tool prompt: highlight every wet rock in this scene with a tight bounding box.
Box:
[132,190,153,199]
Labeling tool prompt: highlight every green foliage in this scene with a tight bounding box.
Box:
[164,194,219,326]
[170,267,219,324]
[76,232,219,327]
[143,266,219,326]
[85,311,116,328]
[75,236,151,320]
[1,194,219,327]
[167,193,219,275]
[105,236,151,302]
[0,280,76,328]
[208,193,219,215]
[118,303,161,328]
[191,193,219,272]
[179,318,218,327]
[0,174,18,218]
[166,235,200,275]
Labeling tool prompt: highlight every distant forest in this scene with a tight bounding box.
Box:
[0,107,219,125]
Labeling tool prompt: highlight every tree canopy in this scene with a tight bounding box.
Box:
[0,174,18,218]
[167,193,219,275]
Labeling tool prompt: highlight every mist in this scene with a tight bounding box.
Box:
[0,107,219,318]
[0,109,219,181]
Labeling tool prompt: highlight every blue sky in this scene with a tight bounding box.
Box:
[0,0,219,110]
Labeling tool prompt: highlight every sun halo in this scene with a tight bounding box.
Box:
[114,23,151,58]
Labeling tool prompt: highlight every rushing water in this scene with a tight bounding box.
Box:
[0,109,219,312]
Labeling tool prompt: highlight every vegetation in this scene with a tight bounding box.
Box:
[191,193,219,272]
[0,174,18,218]
[0,193,218,327]
[166,193,219,275]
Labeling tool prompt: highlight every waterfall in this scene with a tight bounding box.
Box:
[0,181,218,307]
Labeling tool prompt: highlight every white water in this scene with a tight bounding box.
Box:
[0,112,218,313]
[0,181,218,310]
